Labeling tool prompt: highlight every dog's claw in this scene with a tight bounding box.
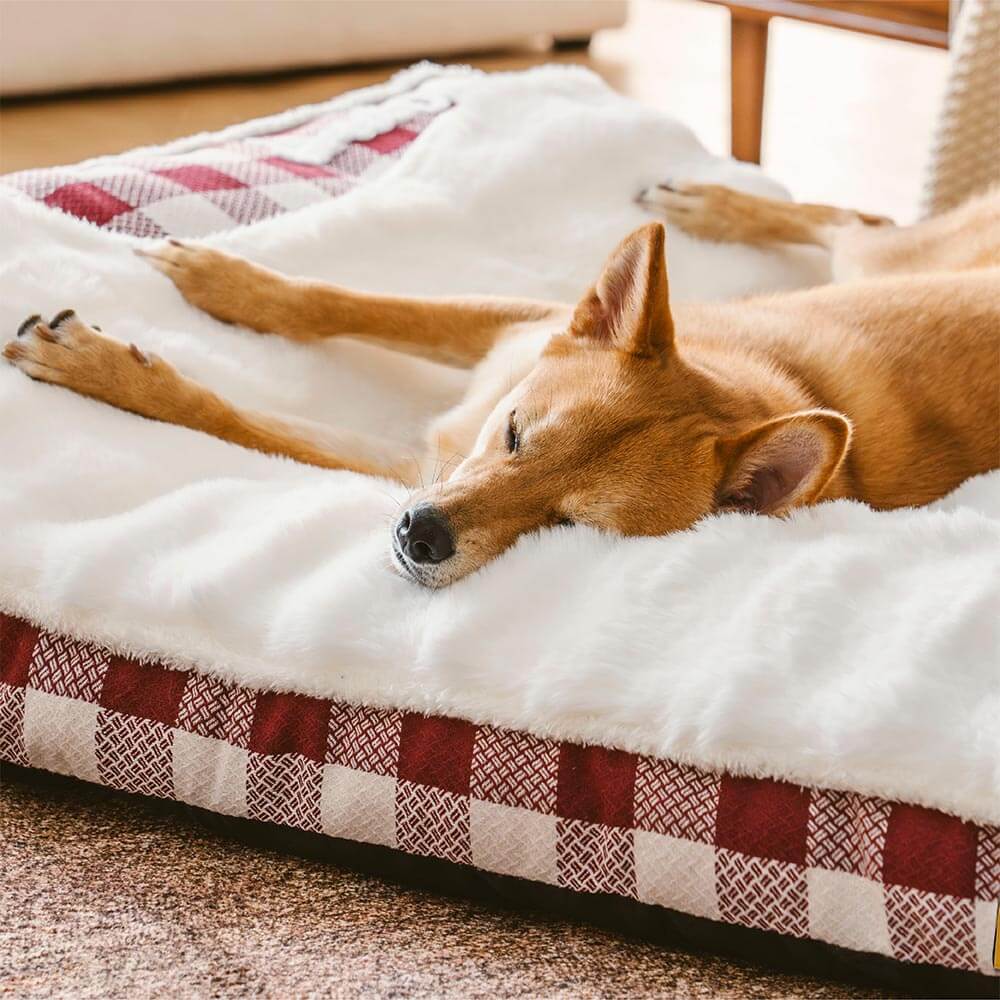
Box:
[17,315,41,338]
[34,324,59,343]
[50,309,76,329]
[128,343,152,367]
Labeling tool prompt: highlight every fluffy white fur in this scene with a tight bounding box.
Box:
[1,66,997,824]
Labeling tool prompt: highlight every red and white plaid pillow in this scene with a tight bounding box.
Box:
[0,105,443,239]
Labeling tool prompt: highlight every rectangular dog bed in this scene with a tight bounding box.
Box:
[1,64,997,993]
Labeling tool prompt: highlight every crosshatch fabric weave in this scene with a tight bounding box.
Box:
[2,612,998,978]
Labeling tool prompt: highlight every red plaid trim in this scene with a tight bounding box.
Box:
[883,803,978,899]
[176,670,256,748]
[469,725,559,813]
[716,775,811,865]
[327,701,401,776]
[557,743,637,829]
[99,657,187,726]
[0,684,27,765]
[885,884,978,970]
[634,756,720,844]
[807,788,890,879]
[249,690,329,763]
[0,106,443,238]
[27,632,110,702]
[396,780,471,864]
[557,819,635,898]
[95,712,175,797]
[0,613,38,687]
[247,752,323,833]
[716,848,810,938]
[397,713,476,795]
[2,611,998,976]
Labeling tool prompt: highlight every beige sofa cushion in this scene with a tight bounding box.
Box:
[0,0,626,96]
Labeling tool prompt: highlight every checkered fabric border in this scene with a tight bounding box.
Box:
[0,106,442,239]
[1,611,997,976]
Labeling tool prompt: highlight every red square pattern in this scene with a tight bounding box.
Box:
[557,743,638,829]
[397,712,476,795]
[153,165,246,192]
[360,126,418,155]
[715,775,810,865]
[0,612,39,688]
[262,156,335,179]
[882,803,977,899]
[99,656,188,726]
[43,183,132,225]
[248,690,331,763]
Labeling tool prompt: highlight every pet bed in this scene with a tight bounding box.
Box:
[1,64,997,993]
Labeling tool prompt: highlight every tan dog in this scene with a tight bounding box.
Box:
[6,184,999,587]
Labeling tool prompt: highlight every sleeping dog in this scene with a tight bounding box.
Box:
[6,184,999,587]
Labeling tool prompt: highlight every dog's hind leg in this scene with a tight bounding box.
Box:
[825,185,1000,279]
[4,312,423,484]
[137,241,566,368]
[639,183,892,253]
[642,182,1000,282]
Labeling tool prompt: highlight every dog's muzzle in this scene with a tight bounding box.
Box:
[393,503,455,575]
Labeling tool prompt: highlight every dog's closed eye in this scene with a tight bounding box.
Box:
[505,410,520,453]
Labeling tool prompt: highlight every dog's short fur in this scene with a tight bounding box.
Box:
[6,184,999,587]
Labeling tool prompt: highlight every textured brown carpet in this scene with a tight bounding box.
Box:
[1,768,892,999]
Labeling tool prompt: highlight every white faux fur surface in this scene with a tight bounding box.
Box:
[1,66,997,824]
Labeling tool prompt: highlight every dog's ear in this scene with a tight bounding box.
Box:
[716,409,852,514]
[569,223,674,359]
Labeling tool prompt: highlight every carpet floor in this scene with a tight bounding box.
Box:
[1,766,895,999]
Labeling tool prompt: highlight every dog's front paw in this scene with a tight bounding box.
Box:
[637,181,714,225]
[4,311,168,410]
[4,310,97,386]
[136,239,277,328]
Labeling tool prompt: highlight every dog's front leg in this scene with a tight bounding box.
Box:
[137,241,565,368]
[4,312,422,484]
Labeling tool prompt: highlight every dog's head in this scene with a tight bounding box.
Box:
[393,223,850,587]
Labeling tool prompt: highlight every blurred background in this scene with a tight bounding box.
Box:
[0,0,982,221]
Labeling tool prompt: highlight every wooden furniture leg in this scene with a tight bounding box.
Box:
[730,11,770,163]
[705,0,950,167]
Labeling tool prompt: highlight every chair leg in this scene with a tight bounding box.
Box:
[730,13,770,163]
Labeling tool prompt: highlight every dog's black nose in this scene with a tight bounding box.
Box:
[395,504,455,564]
